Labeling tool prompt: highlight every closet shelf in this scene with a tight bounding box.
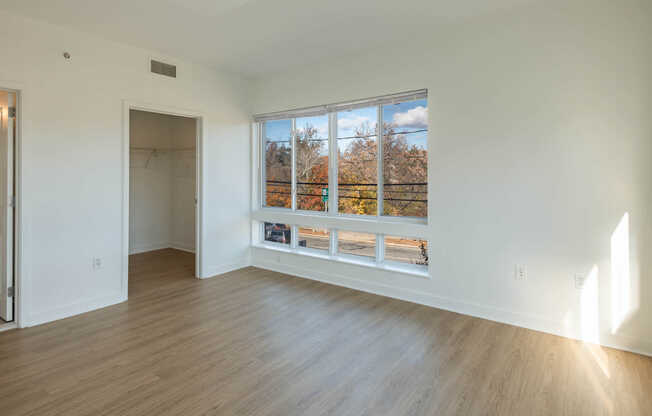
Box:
[130,147,195,168]
[130,147,195,151]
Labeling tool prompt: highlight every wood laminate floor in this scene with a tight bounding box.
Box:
[0,249,650,415]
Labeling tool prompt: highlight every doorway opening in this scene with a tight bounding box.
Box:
[0,88,17,330]
[126,108,201,297]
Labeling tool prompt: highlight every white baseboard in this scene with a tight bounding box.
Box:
[253,259,652,357]
[169,241,195,253]
[129,242,195,255]
[129,242,170,254]
[24,292,126,328]
[202,256,251,279]
[0,322,17,332]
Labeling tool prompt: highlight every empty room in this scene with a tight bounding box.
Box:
[0,0,650,415]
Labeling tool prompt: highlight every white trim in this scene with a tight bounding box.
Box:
[26,292,125,327]
[253,89,427,122]
[0,321,17,332]
[122,100,205,302]
[254,243,429,279]
[290,118,296,211]
[252,209,429,239]
[328,111,337,215]
[201,256,251,278]
[250,123,261,245]
[376,104,383,216]
[252,258,652,357]
[0,82,24,329]
[127,242,195,255]
[169,242,195,253]
[376,234,385,265]
[129,242,171,255]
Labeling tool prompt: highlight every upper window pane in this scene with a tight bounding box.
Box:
[295,116,329,212]
[337,107,378,216]
[382,99,428,217]
[263,119,292,208]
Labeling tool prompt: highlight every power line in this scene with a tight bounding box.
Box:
[267,180,427,186]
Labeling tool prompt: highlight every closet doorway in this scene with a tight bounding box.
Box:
[124,104,202,296]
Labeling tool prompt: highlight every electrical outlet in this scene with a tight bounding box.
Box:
[574,273,585,289]
[92,257,103,271]
[515,264,527,280]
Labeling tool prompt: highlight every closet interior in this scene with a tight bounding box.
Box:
[129,110,196,258]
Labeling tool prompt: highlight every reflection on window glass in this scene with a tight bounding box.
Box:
[264,222,291,245]
[264,119,292,208]
[338,231,375,259]
[384,236,428,266]
[337,107,378,215]
[382,99,428,218]
[297,227,329,251]
[295,115,329,212]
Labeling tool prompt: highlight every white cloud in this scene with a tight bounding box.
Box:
[392,106,428,129]
[316,123,329,136]
[337,115,371,131]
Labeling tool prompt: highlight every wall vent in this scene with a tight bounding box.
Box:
[150,60,177,78]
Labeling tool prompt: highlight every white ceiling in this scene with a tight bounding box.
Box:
[0,0,538,77]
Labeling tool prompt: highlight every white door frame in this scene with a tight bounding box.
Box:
[0,83,22,329]
[122,100,204,299]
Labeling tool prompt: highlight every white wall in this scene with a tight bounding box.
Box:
[250,0,652,354]
[0,10,251,326]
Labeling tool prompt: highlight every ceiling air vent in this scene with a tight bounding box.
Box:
[150,59,177,78]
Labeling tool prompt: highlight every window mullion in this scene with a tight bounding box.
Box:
[330,229,338,256]
[376,234,384,264]
[291,118,297,211]
[377,105,383,217]
[328,112,338,216]
[290,225,298,249]
[260,122,266,208]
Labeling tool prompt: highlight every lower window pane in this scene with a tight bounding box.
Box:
[384,236,428,266]
[264,222,291,245]
[338,231,376,259]
[297,227,330,251]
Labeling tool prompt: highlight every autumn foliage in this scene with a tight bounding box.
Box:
[265,121,427,218]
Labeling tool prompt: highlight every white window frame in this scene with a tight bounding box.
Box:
[253,90,430,278]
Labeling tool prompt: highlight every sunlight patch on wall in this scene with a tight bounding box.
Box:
[610,213,638,333]
[581,265,600,344]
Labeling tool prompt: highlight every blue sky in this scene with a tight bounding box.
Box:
[264,99,428,150]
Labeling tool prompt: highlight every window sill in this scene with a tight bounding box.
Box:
[253,243,430,279]
[252,209,429,239]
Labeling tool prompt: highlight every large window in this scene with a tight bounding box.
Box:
[256,90,429,276]
[260,91,427,219]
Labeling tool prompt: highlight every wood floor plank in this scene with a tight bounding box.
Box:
[0,248,650,415]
